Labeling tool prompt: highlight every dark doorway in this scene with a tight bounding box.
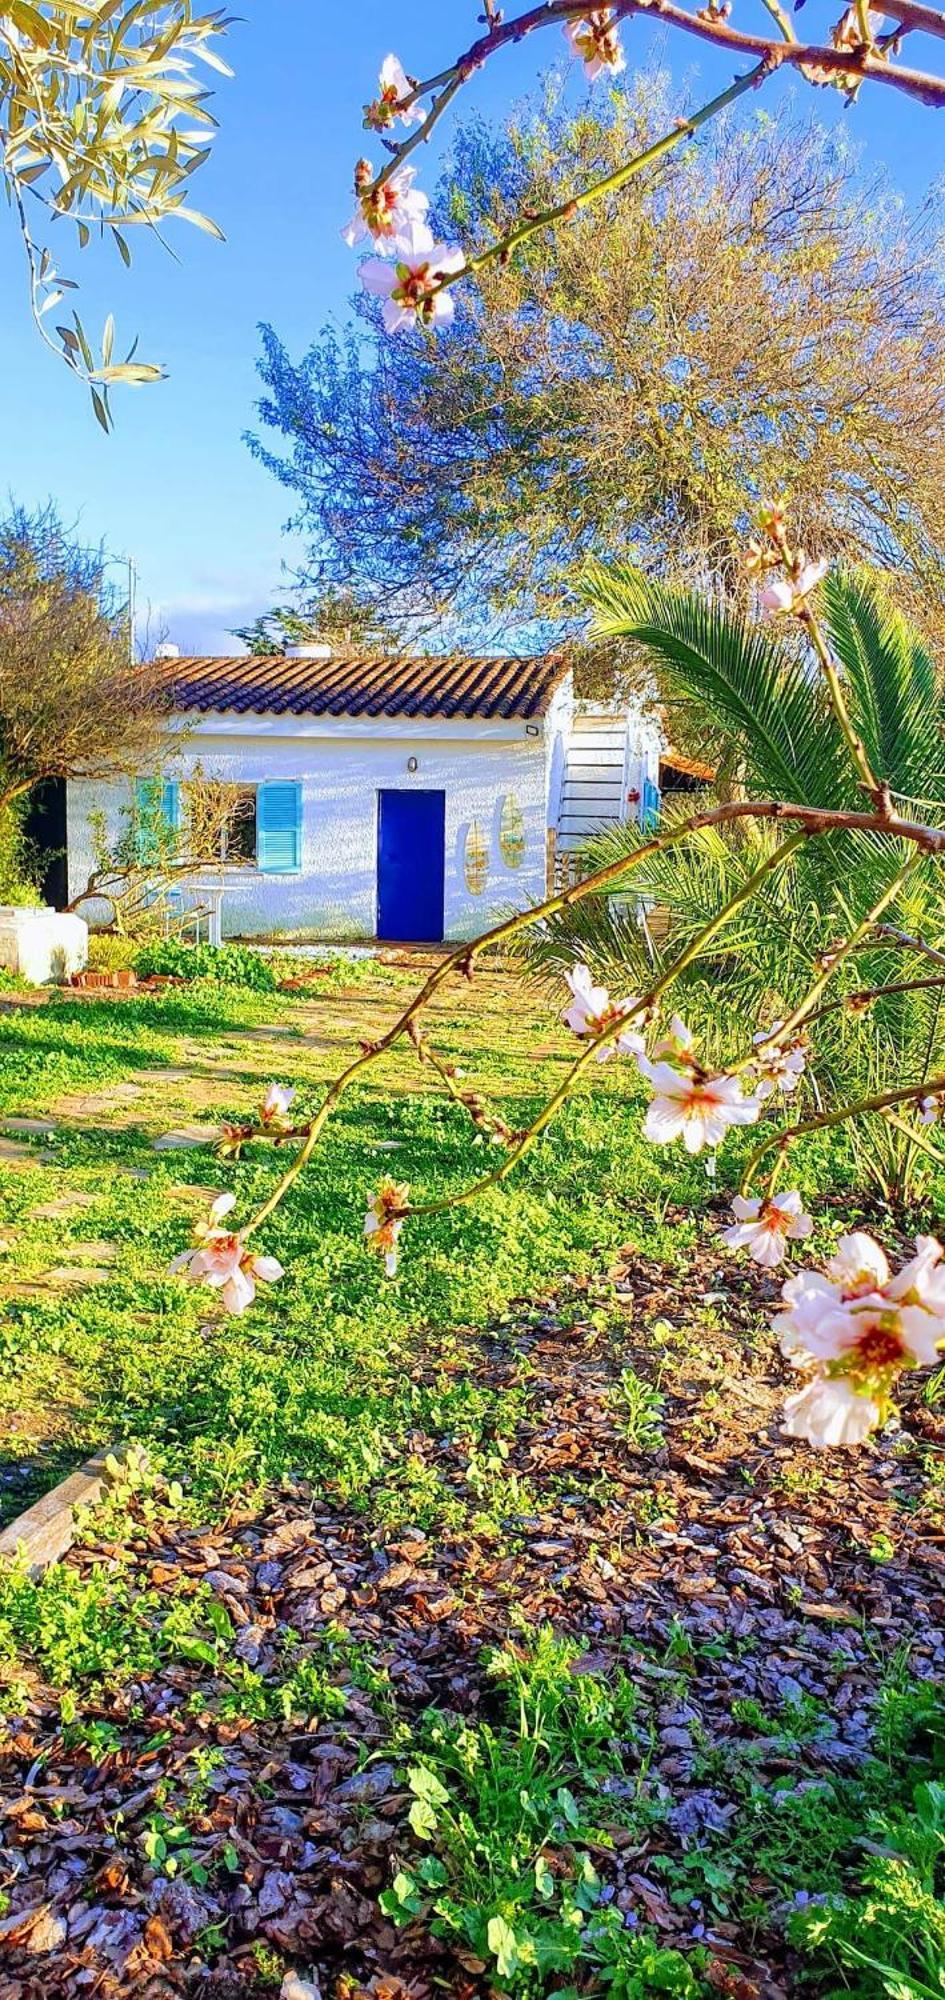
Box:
[376,789,446,943]
[24,779,68,908]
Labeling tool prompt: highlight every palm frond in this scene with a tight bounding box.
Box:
[821,568,945,808]
[578,562,853,807]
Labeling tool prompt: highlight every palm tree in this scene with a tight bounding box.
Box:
[525,565,945,1199]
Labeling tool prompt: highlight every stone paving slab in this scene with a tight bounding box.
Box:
[43,1266,115,1288]
[153,1125,218,1152]
[30,1193,99,1220]
[130,1068,195,1086]
[2,1117,59,1136]
[54,1083,144,1117]
[0,1138,51,1164]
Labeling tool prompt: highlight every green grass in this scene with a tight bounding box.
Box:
[1,961,944,1995]
[0,964,747,1523]
[0,961,930,1526]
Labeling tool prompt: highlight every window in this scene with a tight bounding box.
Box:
[220,785,257,864]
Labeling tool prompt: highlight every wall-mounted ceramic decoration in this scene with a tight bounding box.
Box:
[499,793,526,870]
[464,818,488,895]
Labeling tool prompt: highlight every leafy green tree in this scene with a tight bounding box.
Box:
[232,585,395,655]
[250,78,945,648]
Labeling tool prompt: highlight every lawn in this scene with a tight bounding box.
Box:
[0,957,943,1999]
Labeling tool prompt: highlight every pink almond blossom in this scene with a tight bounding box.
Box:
[722,1191,813,1269]
[365,1178,410,1277]
[759,558,828,618]
[561,963,645,1062]
[638,1054,762,1154]
[360,240,465,334]
[751,1023,807,1100]
[260,1083,296,1125]
[782,1374,881,1448]
[775,1231,945,1391]
[169,1193,283,1317]
[364,54,425,132]
[652,1014,695,1061]
[343,162,432,258]
[564,10,626,78]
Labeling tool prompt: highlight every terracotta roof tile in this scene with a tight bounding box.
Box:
[158,651,569,722]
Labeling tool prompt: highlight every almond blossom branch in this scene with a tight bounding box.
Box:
[873,925,945,968]
[407,1022,520,1145]
[750,853,920,1061]
[803,972,945,1030]
[803,604,881,801]
[741,1071,945,1189]
[462,65,768,282]
[401,832,809,1223]
[230,805,945,1247]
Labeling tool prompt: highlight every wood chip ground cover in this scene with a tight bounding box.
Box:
[0,969,942,1997]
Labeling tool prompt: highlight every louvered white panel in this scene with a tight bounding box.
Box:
[556,707,631,851]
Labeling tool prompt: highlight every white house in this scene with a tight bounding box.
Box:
[66,646,667,945]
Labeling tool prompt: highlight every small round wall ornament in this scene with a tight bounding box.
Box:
[499,793,526,869]
[464,818,488,895]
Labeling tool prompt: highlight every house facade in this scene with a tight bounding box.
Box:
[66,647,665,944]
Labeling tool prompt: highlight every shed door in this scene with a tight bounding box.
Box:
[377,789,445,943]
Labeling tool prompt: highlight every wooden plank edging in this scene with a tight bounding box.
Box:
[0,1446,143,1574]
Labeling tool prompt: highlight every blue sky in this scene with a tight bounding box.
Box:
[1,3,939,653]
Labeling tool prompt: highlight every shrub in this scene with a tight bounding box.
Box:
[132,940,278,991]
[88,932,139,974]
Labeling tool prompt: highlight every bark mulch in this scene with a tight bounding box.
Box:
[1,1241,943,2000]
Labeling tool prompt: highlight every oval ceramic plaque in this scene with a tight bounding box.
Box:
[464,818,488,895]
[499,793,526,869]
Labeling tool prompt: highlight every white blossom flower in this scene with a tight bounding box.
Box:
[343,163,432,257]
[782,1374,881,1448]
[834,5,888,45]
[169,1193,283,1317]
[759,558,828,618]
[826,1231,890,1294]
[918,1094,941,1125]
[722,1191,814,1268]
[260,1083,296,1125]
[638,1056,763,1154]
[775,1269,843,1364]
[561,963,645,1062]
[884,1233,945,1319]
[775,1231,945,1383]
[365,1179,410,1277]
[364,53,425,131]
[652,1014,695,1061]
[360,240,465,333]
[751,1023,807,1100]
[564,9,626,77]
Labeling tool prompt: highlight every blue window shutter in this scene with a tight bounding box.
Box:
[162,780,180,831]
[641,777,661,831]
[135,777,179,861]
[258,782,301,874]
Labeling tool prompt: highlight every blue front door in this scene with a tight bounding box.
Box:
[377,789,446,943]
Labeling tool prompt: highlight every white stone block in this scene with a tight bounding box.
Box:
[0,906,88,985]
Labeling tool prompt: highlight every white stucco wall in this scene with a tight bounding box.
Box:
[67,709,557,943]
